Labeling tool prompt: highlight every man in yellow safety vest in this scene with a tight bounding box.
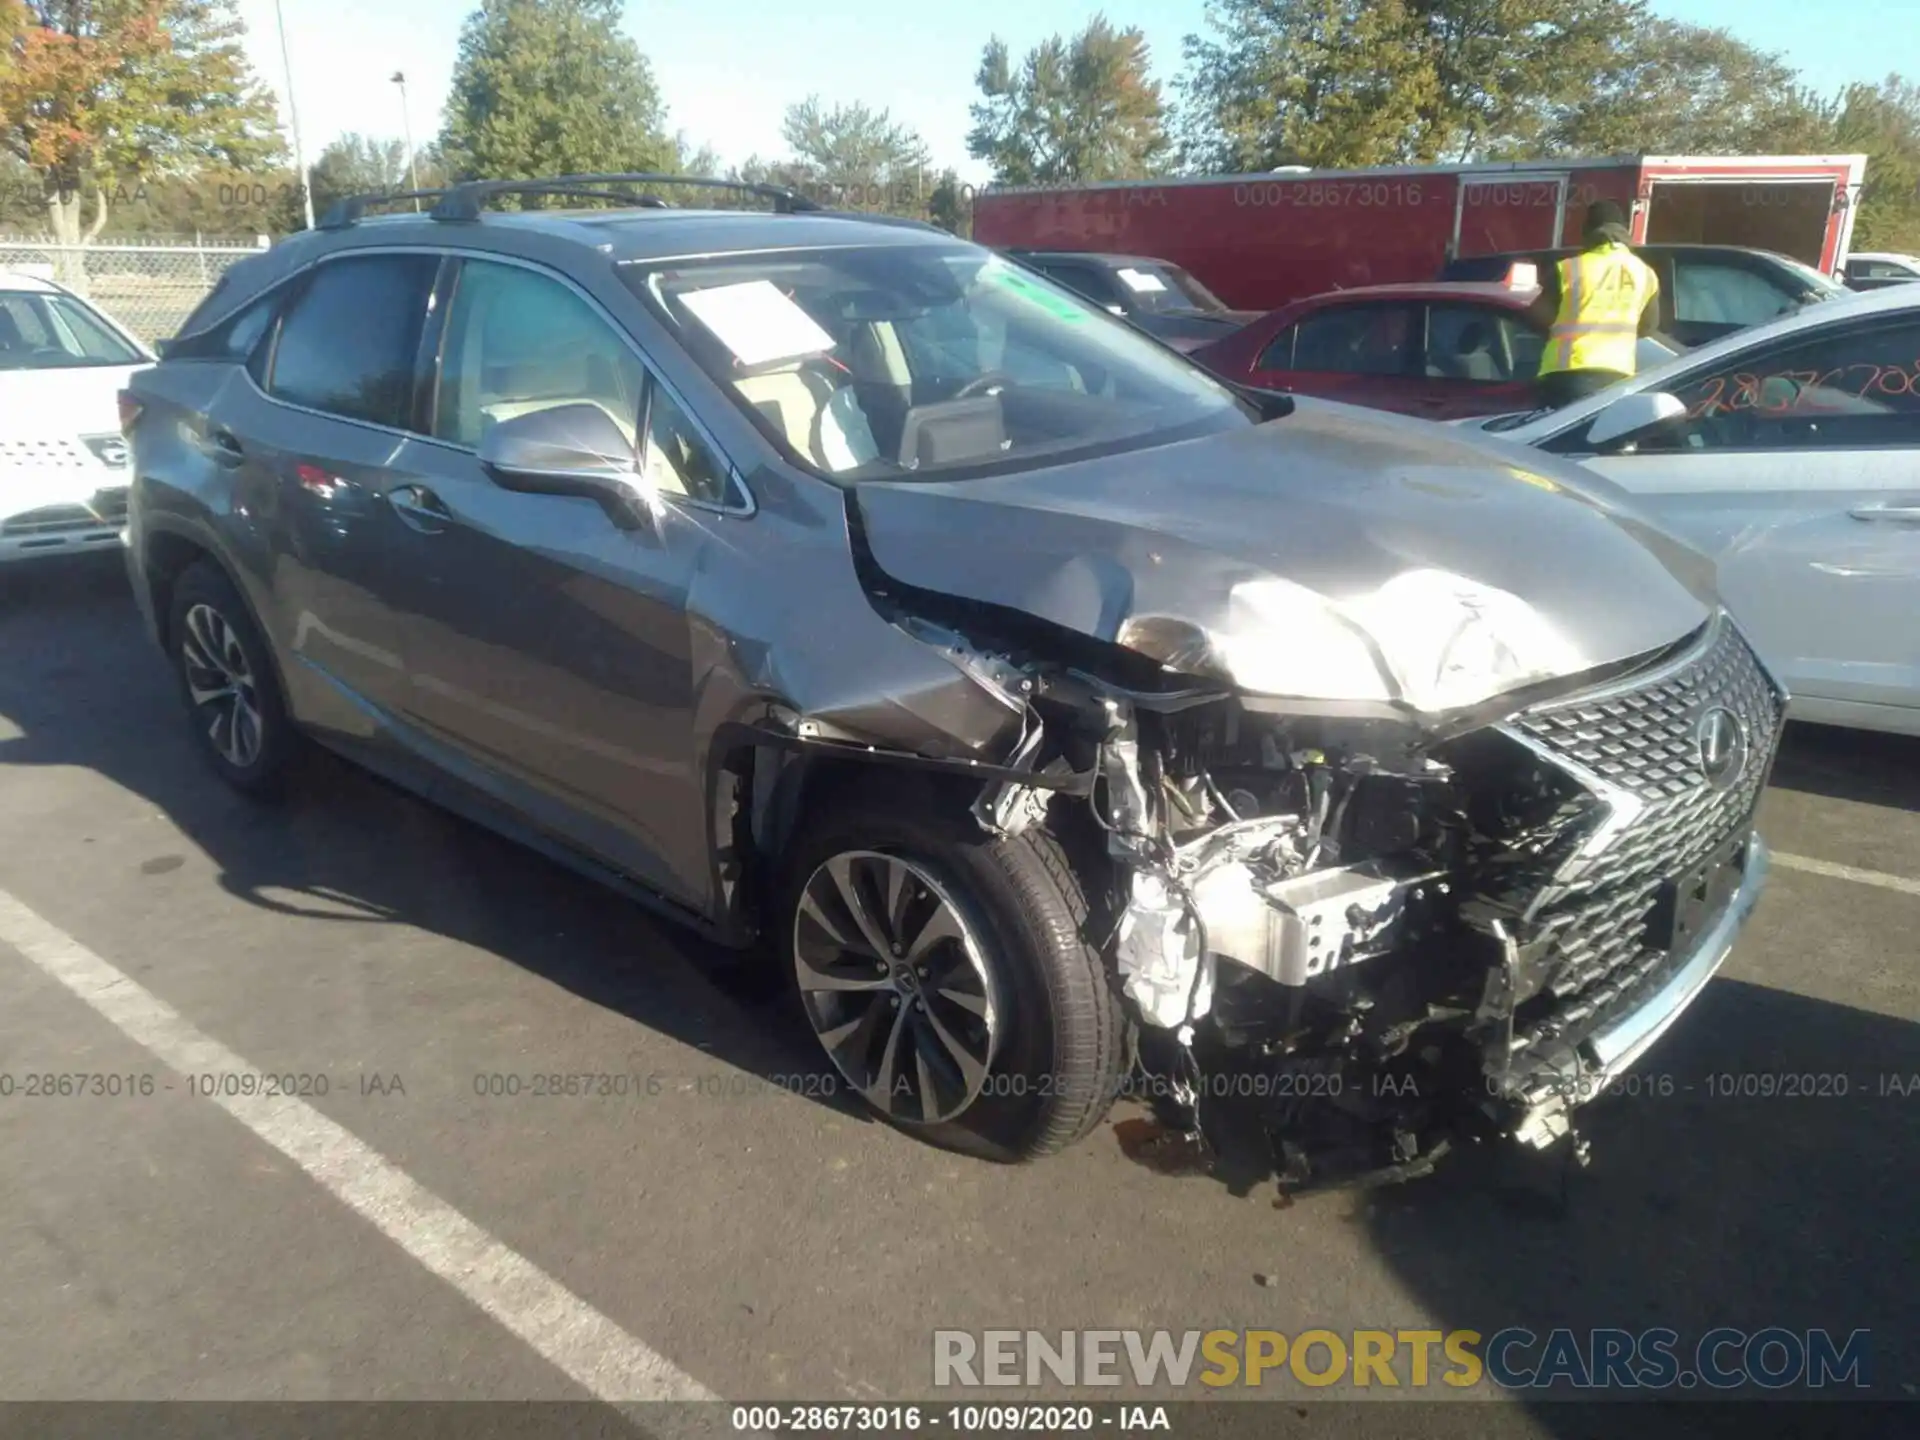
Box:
[1535,200,1660,408]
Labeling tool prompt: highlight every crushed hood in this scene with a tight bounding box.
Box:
[854,400,1714,716]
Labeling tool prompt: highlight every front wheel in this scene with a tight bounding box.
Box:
[781,783,1127,1161]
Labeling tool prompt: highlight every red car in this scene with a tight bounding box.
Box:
[1192,280,1566,421]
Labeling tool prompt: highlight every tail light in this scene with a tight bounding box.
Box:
[117,390,143,435]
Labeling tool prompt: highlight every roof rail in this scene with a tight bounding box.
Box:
[428,173,822,222]
[317,189,455,230]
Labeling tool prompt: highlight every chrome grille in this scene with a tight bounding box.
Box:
[1503,614,1784,1049]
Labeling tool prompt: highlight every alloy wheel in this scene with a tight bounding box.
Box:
[793,850,999,1124]
[179,602,264,769]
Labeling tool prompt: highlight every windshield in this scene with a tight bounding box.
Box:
[0,290,144,369]
[625,245,1254,480]
[1778,256,1845,299]
[1113,262,1229,315]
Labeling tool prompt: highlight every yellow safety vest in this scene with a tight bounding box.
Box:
[1538,243,1659,377]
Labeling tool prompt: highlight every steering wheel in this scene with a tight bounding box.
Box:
[953,371,1016,400]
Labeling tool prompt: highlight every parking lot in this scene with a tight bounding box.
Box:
[1,555,1915,1430]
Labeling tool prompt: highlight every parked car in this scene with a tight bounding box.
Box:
[1001,250,1260,351]
[125,175,1778,1183]
[1842,252,1920,292]
[1,270,150,565]
[1441,244,1845,347]
[1190,279,1679,421]
[1464,284,1920,737]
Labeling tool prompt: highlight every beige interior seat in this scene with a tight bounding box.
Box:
[733,362,878,471]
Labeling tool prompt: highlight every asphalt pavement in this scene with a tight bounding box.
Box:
[1,554,1915,1437]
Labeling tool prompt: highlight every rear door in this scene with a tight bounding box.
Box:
[1412,301,1543,419]
[1545,311,1920,728]
[1243,301,1432,412]
[394,254,737,903]
[211,251,443,732]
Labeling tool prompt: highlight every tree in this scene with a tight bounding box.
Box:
[1539,20,1833,157]
[307,133,447,219]
[968,15,1170,184]
[0,0,284,247]
[439,0,672,185]
[780,96,930,208]
[1177,0,1623,171]
[1830,78,1920,253]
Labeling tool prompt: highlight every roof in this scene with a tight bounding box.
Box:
[292,205,960,265]
[977,155,1869,198]
[0,270,60,294]
[1294,280,1539,307]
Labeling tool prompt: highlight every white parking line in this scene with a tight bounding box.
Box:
[0,888,717,1405]
[1773,852,1920,898]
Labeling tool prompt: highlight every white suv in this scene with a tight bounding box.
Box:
[1,270,152,565]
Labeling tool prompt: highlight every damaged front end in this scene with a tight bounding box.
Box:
[823,591,1784,1193]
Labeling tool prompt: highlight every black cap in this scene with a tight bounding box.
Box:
[1583,199,1630,245]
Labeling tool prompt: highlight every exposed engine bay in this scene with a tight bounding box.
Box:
[756,576,1783,1194]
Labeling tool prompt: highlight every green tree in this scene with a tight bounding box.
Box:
[307,133,447,219]
[1,0,284,247]
[1831,77,1920,253]
[968,15,1170,184]
[1177,0,1623,171]
[1539,20,1832,157]
[439,0,672,185]
[780,96,931,208]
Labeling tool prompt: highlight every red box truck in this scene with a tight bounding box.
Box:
[972,154,1868,312]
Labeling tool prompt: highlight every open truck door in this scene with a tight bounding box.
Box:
[1635,156,1865,272]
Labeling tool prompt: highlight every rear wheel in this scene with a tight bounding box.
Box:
[168,562,295,795]
[782,782,1126,1161]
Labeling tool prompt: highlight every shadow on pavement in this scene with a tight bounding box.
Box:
[1769,720,1920,813]
[0,555,859,1123]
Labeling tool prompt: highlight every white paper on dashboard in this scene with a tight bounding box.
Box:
[678,280,836,367]
[1116,267,1168,293]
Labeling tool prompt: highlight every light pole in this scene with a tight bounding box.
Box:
[272,0,315,229]
[392,71,421,210]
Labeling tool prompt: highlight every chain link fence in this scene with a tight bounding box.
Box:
[0,236,270,347]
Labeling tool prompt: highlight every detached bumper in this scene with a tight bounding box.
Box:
[1508,832,1770,1148]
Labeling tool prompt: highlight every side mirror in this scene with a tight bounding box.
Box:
[477,403,653,529]
[1586,390,1686,451]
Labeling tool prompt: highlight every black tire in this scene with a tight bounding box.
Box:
[168,561,296,796]
[780,777,1127,1162]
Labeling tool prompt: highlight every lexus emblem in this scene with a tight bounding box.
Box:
[1695,706,1748,790]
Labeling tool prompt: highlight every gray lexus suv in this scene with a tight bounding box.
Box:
[122,175,1782,1188]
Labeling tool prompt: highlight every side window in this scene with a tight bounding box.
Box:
[434,259,646,449]
[268,255,438,428]
[1638,319,1920,453]
[1424,304,1540,383]
[1285,305,1414,376]
[0,293,55,352]
[641,385,736,506]
[1255,324,1295,372]
[1671,261,1797,327]
[168,293,276,364]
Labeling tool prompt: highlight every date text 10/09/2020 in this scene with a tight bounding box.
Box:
[731,1406,1170,1433]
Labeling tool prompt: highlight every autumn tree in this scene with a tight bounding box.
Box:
[1177,0,1623,170]
[968,15,1170,184]
[1830,77,1920,253]
[0,0,284,247]
[439,0,673,184]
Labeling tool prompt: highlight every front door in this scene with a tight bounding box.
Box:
[396,256,741,905]
[1561,311,1920,726]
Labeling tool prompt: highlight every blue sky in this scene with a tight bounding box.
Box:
[236,0,1919,183]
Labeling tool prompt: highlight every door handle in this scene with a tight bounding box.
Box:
[1848,504,1920,524]
[206,428,245,467]
[388,484,452,532]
